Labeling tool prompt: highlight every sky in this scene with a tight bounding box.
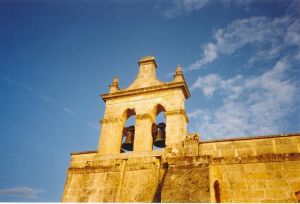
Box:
[0,0,299,201]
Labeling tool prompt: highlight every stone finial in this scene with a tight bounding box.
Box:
[176,64,182,72]
[173,64,185,82]
[138,56,157,68]
[125,56,161,89]
[112,76,119,85]
[109,76,120,93]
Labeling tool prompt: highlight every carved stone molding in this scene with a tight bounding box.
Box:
[100,118,121,124]
[136,113,154,121]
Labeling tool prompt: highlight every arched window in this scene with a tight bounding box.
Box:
[152,104,166,150]
[214,180,221,203]
[121,109,136,153]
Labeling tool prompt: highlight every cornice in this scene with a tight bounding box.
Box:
[101,81,191,102]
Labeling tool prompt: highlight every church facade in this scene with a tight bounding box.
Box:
[62,56,300,202]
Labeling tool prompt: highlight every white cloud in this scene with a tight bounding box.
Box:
[0,187,44,199]
[189,59,298,139]
[188,43,218,71]
[286,0,300,18]
[190,73,243,98]
[285,19,300,48]
[165,0,209,18]
[285,18,300,61]
[186,15,299,70]
[190,74,221,97]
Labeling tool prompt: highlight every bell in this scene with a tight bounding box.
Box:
[153,122,166,148]
[152,123,158,139]
[121,126,134,151]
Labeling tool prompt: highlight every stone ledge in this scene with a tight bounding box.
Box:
[164,153,300,166]
[201,132,300,143]
[166,155,211,165]
[211,153,300,165]
[71,150,97,156]
[71,149,164,158]
[97,150,164,160]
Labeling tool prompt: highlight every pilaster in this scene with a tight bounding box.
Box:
[98,118,124,155]
[165,109,189,146]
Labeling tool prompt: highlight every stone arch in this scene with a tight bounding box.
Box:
[121,108,136,152]
[152,104,167,148]
[156,104,166,116]
[121,108,136,121]
[151,102,167,117]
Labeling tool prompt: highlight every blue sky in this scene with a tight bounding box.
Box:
[0,0,299,201]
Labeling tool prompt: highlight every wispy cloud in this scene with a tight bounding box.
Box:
[186,15,300,70]
[38,93,56,104]
[165,0,209,18]
[189,59,299,139]
[190,73,242,98]
[0,73,75,116]
[0,74,33,91]
[164,0,258,18]
[63,107,75,115]
[0,187,44,199]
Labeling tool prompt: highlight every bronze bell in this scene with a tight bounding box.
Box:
[153,122,166,148]
[152,123,158,139]
[121,125,134,151]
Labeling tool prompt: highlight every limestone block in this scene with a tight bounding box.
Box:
[235,148,255,156]
[215,142,233,150]
[161,164,210,202]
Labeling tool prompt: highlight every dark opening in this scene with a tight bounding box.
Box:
[214,180,221,203]
[152,104,166,150]
[121,109,136,153]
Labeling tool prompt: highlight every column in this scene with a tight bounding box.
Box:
[133,113,154,152]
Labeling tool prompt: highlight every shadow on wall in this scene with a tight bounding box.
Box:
[152,163,169,202]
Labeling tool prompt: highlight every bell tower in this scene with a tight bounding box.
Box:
[98,56,190,155]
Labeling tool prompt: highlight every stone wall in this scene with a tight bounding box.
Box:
[210,159,300,202]
[63,154,161,202]
[162,156,210,202]
[199,134,300,157]
[62,134,300,203]
[203,134,300,203]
